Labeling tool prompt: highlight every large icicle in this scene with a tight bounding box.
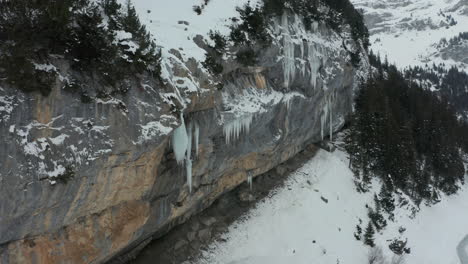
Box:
[172,114,188,164]
[247,173,253,191]
[223,115,253,144]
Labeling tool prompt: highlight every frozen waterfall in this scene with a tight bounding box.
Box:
[172,116,201,193]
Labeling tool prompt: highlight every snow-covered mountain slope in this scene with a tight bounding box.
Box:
[197,145,468,264]
[352,0,468,71]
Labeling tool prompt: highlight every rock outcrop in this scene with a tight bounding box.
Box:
[0,12,366,263]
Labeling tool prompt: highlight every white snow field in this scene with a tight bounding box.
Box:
[351,0,468,71]
[196,148,468,264]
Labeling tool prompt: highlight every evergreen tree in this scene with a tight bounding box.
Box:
[364,222,376,247]
[354,224,363,240]
[346,54,466,203]
[378,184,395,217]
[368,201,387,232]
[0,0,161,96]
[102,0,122,31]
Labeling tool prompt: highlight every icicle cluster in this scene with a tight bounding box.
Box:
[278,13,321,90]
[172,115,200,193]
[223,115,253,144]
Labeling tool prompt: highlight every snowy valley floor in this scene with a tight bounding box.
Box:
[196,146,468,264]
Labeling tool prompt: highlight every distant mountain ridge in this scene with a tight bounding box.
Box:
[352,0,468,71]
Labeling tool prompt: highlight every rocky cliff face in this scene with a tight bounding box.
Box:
[0,12,366,264]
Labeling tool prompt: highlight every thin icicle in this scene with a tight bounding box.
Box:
[194,122,200,156]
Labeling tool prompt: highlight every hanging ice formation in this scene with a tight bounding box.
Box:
[279,12,321,90]
[172,115,200,193]
[223,114,253,144]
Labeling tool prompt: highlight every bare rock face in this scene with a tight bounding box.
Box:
[0,12,366,264]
